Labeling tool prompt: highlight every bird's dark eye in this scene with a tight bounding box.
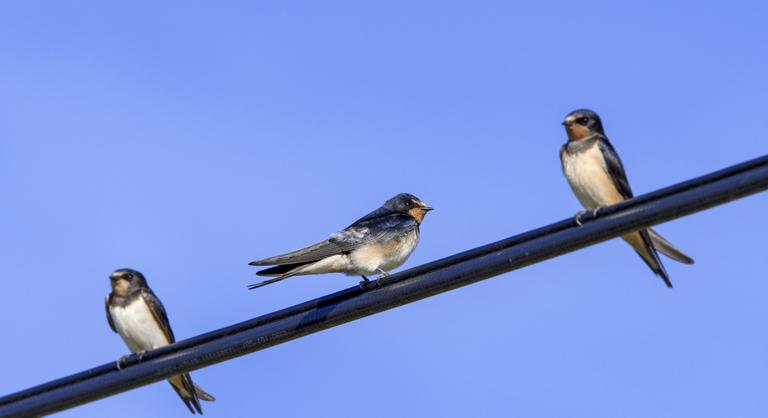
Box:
[125,273,133,281]
[578,117,589,125]
[404,200,412,207]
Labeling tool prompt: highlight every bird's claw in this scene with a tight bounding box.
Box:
[359,280,381,290]
[118,351,147,369]
[116,355,130,370]
[359,272,388,289]
[574,210,588,226]
[375,270,389,287]
[358,276,371,289]
[574,207,602,226]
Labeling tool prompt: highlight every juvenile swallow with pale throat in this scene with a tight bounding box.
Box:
[560,109,694,287]
[248,193,433,289]
[105,268,215,414]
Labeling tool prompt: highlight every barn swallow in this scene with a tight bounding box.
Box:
[560,109,694,287]
[105,268,215,414]
[248,193,433,289]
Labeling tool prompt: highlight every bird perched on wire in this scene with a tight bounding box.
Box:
[248,193,433,289]
[559,109,694,287]
[105,268,215,414]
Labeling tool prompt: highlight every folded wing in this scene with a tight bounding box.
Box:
[250,214,416,267]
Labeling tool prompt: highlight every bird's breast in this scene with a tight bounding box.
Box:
[350,229,420,274]
[561,144,622,209]
[109,298,169,353]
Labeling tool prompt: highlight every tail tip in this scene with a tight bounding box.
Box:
[198,393,215,402]
[247,280,274,290]
[661,274,674,288]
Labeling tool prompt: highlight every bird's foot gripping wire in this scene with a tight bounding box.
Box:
[116,355,130,371]
[374,269,392,287]
[118,350,149,370]
[360,271,389,289]
[376,269,389,287]
[574,207,602,226]
[574,210,588,226]
[358,276,371,289]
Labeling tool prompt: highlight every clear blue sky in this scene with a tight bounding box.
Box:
[1,1,766,417]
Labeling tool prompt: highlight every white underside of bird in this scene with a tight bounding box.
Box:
[109,297,169,353]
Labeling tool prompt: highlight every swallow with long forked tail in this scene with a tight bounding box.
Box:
[106,268,215,414]
[560,109,694,287]
[248,193,433,289]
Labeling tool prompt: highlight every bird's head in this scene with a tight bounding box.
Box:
[109,268,147,296]
[383,193,433,224]
[562,109,605,142]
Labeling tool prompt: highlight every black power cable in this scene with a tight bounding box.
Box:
[1,155,767,418]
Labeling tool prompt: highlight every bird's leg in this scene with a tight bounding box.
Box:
[574,210,588,226]
[135,350,148,362]
[574,207,603,226]
[116,355,130,370]
[375,269,390,287]
[358,275,370,289]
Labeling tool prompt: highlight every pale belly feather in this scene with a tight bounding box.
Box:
[109,298,169,353]
[349,229,420,275]
[562,145,624,210]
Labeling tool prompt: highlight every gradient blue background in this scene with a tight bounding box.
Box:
[1,1,766,417]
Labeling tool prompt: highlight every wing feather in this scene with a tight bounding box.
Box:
[249,239,345,266]
[105,295,117,333]
[597,137,633,199]
[250,214,418,266]
[140,289,175,344]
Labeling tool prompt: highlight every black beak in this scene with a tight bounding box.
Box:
[421,207,434,212]
[562,121,573,127]
[109,274,119,282]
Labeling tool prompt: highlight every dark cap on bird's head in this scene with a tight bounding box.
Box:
[562,109,605,142]
[383,193,433,223]
[109,268,148,295]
